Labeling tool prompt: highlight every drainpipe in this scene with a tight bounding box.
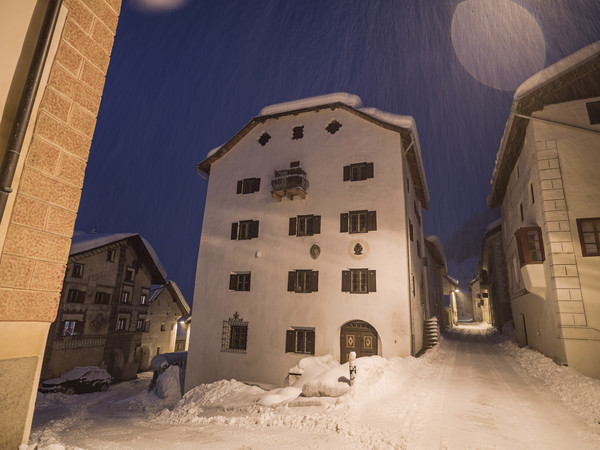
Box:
[0,0,62,223]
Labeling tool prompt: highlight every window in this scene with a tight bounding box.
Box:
[515,226,545,267]
[231,220,259,240]
[343,162,374,182]
[258,132,271,146]
[289,215,321,236]
[288,270,318,293]
[124,266,135,283]
[520,203,524,222]
[72,263,84,278]
[417,240,421,258]
[586,100,600,125]
[530,183,535,204]
[409,220,413,241]
[342,269,376,293]
[236,177,261,194]
[94,292,110,304]
[340,210,377,233]
[136,319,145,330]
[292,126,304,140]
[117,317,128,331]
[67,289,86,303]
[326,120,342,134]
[61,320,82,337]
[577,218,600,256]
[229,273,251,291]
[222,312,248,353]
[140,289,149,305]
[121,291,131,303]
[106,249,115,262]
[286,328,315,354]
[160,323,166,331]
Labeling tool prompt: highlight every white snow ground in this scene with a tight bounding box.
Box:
[28,323,600,449]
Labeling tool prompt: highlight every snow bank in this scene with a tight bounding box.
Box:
[155,365,182,402]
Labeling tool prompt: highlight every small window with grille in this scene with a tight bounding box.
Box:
[221,312,248,353]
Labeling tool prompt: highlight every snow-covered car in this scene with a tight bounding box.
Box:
[39,367,113,395]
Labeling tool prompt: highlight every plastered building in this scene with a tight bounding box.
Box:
[186,93,434,389]
[0,1,120,446]
[488,42,600,378]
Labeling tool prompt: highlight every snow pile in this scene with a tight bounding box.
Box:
[499,338,600,426]
[154,365,182,401]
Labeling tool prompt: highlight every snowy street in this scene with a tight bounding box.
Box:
[29,324,600,449]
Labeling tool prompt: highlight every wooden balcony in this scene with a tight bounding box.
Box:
[271,167,309,201]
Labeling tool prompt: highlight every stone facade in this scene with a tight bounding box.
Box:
[0,1,120,447]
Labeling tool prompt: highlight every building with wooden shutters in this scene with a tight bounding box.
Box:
[186,93,437,389]
[488,42,600,379]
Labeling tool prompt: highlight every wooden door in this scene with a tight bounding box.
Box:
[340,320,378,363]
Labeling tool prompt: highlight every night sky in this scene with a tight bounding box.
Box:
[75,0,600,306]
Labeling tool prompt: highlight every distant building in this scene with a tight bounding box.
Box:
[0,1,121,447]
[186,93,438,389]
[41,232,190,381]
[488,41,600,378]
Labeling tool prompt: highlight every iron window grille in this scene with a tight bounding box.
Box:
[222,312,248,353]
[229,273,251,291]
[285,328,315,354]
[342,269,376,293]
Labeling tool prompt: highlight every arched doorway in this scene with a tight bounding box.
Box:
[340,320,378,363]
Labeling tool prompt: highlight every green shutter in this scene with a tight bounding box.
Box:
[306,330,315,355]
[251,220,259,238]
[342,270,351,292]
[252,178,261,192]
[236,180,242,194]
[231,222,238,240]
[340,213,348,233]
[288,271,296,292]
[311,270,319,292]
[289,217,297,235]
[343,165,351,181]
[229,274,237,290]
[366,162,374,179]
[368,270,377,292]
[286,330,295,353]
[367,211,377,231]
[313,215,321,234]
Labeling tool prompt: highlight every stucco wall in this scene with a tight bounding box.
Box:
[186,107,427,389]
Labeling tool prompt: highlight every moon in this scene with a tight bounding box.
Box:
[451,0,546,91]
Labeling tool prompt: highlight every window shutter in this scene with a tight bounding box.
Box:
[367,211,377,231]
[366,162,374,179]
[368,270,377,292]
[313,215,321,234]
[288,271,296,292]
[311,271,319,292]
[340,213,348,233]
[342,270,351,292]
[306,330,315,355]
[252,177,261,192]
[229,274,237,290]
[75,321,84,335]
[286,330,295,353]
[236,180,242,194]
[251,220,259,238]
[231,222,238,240]
[289,217,297,235]
[343,165,351,181]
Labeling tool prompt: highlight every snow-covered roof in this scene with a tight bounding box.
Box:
[149,281,191,316]
[488,41,600,208]
[70,231,167,282]
[197,93,430,208]
[259,92,362,116]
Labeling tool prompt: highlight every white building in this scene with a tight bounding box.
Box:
[186,93,432,388]
[488,42,600,378]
